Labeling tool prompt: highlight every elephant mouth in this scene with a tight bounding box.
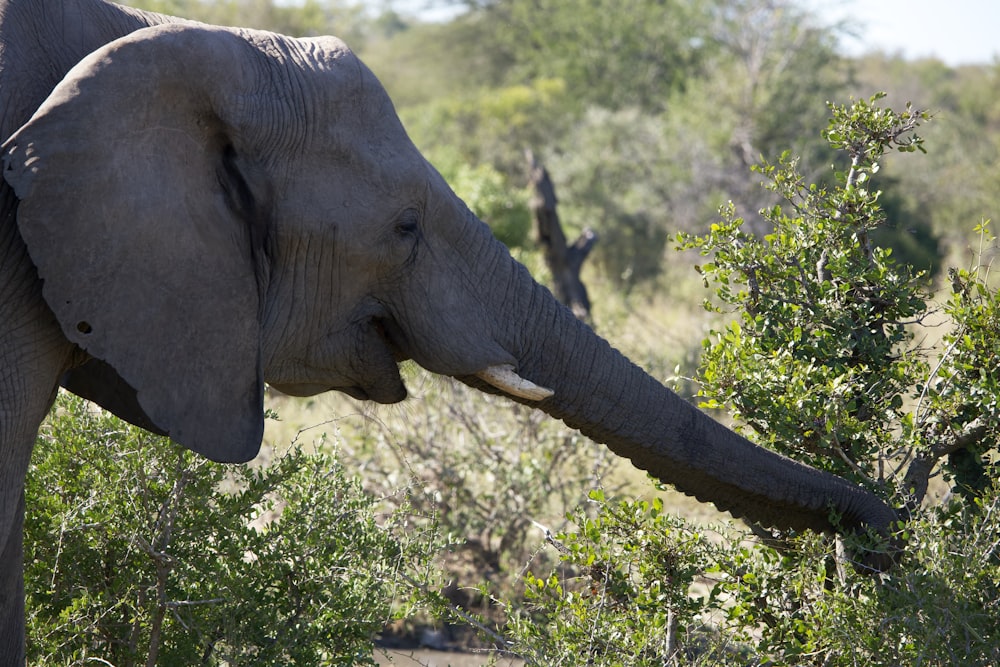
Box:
[342,381,407,403]
[265,315,409,404]
[372,316,553,402]
[321,316,408,403]
[269,380,404,403]
[373,316,411,364]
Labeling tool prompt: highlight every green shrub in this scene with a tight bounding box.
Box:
[709,487,1000,666]
[26,393,441,666]
[504,490,736,666]
[445,160,532,249]
[679,93,999,508]
[505,484,999,666]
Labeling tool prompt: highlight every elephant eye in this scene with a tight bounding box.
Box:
[395,208,420,237]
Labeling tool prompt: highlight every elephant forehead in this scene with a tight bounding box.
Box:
[306,124,417,177]
[274,177,405,234]
[276,150,427,223]
[297,84,416,167]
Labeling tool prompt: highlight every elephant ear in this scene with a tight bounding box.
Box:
[2,25,272,463]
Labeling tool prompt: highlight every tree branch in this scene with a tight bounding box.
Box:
[526,150,597,321]
[902,418,989,512]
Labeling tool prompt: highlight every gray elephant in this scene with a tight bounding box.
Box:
[0,0,898,661]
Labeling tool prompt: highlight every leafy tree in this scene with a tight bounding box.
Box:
[705,0,846,167]
[546,107,683,289]
[469,0,711,112]
[399,78,572,178]
[544,0,853,290]
[680,93,998,510]
[502,94,1000,667]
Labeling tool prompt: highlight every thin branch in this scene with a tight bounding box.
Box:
[914,333,965,423]
[165,598,226,608]
[398,571,512,653]
[831,435,872,484]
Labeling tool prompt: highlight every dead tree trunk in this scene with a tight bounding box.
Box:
[526,150,597,321]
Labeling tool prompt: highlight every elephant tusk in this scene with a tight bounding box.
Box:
[475,364,554,401]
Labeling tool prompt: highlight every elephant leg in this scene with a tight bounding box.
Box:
[0,282,74,664]
[0,490,27,664]
[0,344,67,665]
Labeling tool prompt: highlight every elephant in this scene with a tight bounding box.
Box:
[0,0,899,661]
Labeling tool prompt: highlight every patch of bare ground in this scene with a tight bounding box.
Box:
[375,648,524,667]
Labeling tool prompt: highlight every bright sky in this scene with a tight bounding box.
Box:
[390,0,999,67]
[794,1,997,65]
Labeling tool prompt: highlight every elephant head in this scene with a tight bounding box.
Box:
[2,23,897,567]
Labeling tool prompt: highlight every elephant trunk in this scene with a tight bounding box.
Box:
[470,254,898,569]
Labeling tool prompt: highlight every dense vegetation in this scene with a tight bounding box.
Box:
[25,0,1000,664]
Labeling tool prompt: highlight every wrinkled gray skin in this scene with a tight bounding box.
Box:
[0,0,898,661]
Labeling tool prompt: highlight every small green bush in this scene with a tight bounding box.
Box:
[445,160,533,249]
[707,489,1000,666]
[26,393,441,666]
[504,490,736,666]
[504,484,999,666]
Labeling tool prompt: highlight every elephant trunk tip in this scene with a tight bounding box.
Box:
[666,461,904,574]
[850,544,900,574]
[844,506,906,575]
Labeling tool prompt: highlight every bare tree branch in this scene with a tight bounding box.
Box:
[526,150,597,321]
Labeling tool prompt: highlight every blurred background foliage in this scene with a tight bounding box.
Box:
[119,0,1000,295]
